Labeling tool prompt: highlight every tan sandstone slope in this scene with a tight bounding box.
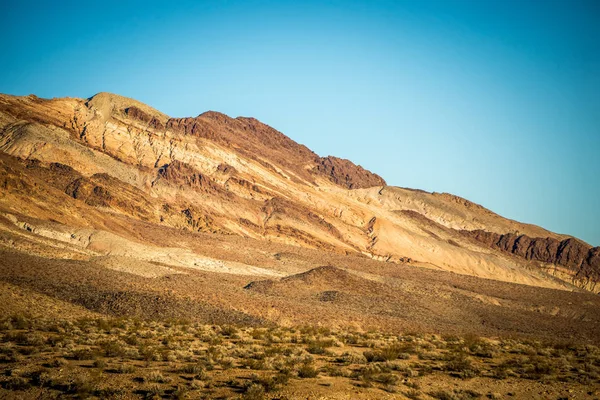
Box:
[0,92,597,293]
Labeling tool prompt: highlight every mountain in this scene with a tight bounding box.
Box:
[1,92,599,345]
[1,92,597,292]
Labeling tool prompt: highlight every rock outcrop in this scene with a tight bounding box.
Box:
[462,230,600,291]
[315,156,386,189]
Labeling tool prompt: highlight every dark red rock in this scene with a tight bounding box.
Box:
[315,156,386,189]
[124,106,164,130]
[166,113,385,190]
[462,230,599,290]
[157,161,220,193]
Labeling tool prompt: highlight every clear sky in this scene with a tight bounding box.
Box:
[1,0,598,245]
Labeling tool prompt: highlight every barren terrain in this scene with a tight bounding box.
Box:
[0,92,598,398]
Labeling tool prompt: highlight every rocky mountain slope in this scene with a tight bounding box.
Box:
[0,91,597,295]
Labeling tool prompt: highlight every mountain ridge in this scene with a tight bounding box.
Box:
[0,91,597,294]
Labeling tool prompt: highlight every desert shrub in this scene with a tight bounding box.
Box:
[115,363,136,374]
[99,340,126,357]
[242,358,272,370]
[124,335,139,346]
[163,350,178,362]
[250,329,267,340]
[415,363,433,376]
[364,343,413,362]
[297,363,319,378]
[92,358,106,369]
[430,390,457,400]
[147,370,170,383]
[323,365,347,377]
[523,356,555,379]
[2,376,32,390]
[98,387,126,397]
[179,363,204,375]
[496,356,555,380]
[342,333,360,345]
[10,315,33,330]
[17,346,38,355]
[71,347,98,360]
[95,318,126,332]
[429,389,482,400]
[139,345,161,361]
[251,372,290,392]
[335,351,365,365]
[27,368,51,387]
[383,383,398,393]
[374,372,399,385]
[405,389,422,399]
[219,356,235,369]
[220,325,239,337]
[243,383,266,400]
[352,364,384,386]
[444,353,479,379]
[71,375,98,398]
[462,335,495,358]
[208,336,223,346]
[306,342,328,355]
[4,332,29,345]
[172,385,189,400]
[442,334,461,343]
[405,380,420,389]
[144,383,162,399]
[189,379,205,389]
[49,357,69,368]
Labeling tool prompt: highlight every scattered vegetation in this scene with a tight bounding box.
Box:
[0,314,598,398]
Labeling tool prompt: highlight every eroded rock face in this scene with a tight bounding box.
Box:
[463,230,600,291]
[315,156,386,189]
[124,106,164,130]
[156,161,221,193]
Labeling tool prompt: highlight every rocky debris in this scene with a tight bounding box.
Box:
[261,197,345,244]
[165,116,215,139]
[238,217,261,230]
[266,224,339,251]
[365,216,378,250]
[317,290,341,302]
[181,206,221,233]
[65,178,113,207]
[55,170,154,220]
[227,177,266,194]
[315,156,386,189]
[463,230,600,291]
[216,163,236,174]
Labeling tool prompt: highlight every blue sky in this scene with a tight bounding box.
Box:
[1,0,599,245]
